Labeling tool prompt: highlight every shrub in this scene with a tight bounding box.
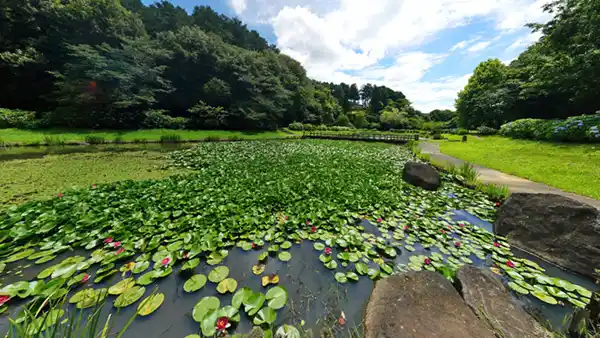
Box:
[160,134,181,143]
[476,126,498,135]
[288,122,304,131]
[500,114,600,142]
[0,108,45,129]
[142,110,188,129]
[85,135,105,144]
[422,121,444,133]
[302,123,314,131]
[432,133,442,140]
[457,128,469,135]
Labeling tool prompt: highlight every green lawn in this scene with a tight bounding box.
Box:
[439,136,600,199]
[0,128,292,145]
[0,151,187,207]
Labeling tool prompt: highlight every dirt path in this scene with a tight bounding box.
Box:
[419,142,600,209]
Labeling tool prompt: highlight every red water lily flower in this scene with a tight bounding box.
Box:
[111,241,121,248]
[424,257,431,265]
[447,225,453,230]
[506,260,515,268]
[377,218,383,223]
[338,317,345,326]
[0,295,10,306]
[455,241,461,248]
[161,257,171,266]
[116,247,125,255]
[57,193,64,198]
[104,237,113,244]
[324,247,332,255]
[459,223,465,228]
[216,317,231,331]
[306,220,311,225]
[440,230,446,234]
[284,215,289,220]
[251,242,257,249]
[495,202,501,207]
[493,242,501,248]
[404,225,409,231]
[183,252,189,259]
[311,226,317,233]
[81,274,90,283]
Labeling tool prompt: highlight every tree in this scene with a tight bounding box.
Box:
[380,107,408,129]
[428,109,455,122]
[348,84,360,103]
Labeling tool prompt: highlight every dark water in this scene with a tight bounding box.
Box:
[0,211,596,337]
[0,143,195,161]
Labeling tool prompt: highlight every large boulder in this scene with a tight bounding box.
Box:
[363,271,495,338]
[402,162,441,191]
[494,193,600,278]
[456,265,552,338]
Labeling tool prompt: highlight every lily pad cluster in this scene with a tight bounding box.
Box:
[0,140,593,334]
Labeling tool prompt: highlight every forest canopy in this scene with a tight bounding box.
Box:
[0,0,421,130]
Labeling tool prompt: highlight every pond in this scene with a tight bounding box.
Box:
[0,140,596,337]
[0,143,195,161]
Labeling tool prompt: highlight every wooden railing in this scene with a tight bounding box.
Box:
[302,131,419,143]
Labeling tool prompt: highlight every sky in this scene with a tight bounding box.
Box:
[143,0,551,113]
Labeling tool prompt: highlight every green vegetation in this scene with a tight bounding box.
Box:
[455,0,600,130]
[439,136,600,199]
[0,151,184,207]
[0,140,592,336]
[500,114,600,143]
[0,128,291,145]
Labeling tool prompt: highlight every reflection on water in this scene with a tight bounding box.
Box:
[0,143,195,161]
[0,211,596,337]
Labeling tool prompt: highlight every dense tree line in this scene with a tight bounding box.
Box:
[456,0,600,129]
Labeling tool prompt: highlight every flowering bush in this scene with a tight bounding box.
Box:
[288,122,304,130]
[476,126,498,135]
[500,113,600,142]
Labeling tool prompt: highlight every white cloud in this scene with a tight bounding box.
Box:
[506,31,543,52]
[232,0,552,111]
[230,0,247,15]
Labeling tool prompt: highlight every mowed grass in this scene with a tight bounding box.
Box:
[0,151,187,207]
[0,128,291,144]
[439,136,600,199]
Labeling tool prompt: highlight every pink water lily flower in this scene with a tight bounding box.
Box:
[506,260,515,268]
[81,274,90,283]
[404,225,409,231]
[57,193,64,198]
[324,247,332,255]
[104,237,113,244]
[161,257,171,266]
[111,241,121,248]
[377,218,383,223]
[311,226,317,233]
[493,242,501,248]
[216,317,231,331]
[455,241,461,248]
[0,295,10,306]
[459,223,465,228]
[424,257,432,265]
[306,220,311,226]
[116,247,125,255]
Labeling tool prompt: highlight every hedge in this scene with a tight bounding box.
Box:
[499,114,600,142]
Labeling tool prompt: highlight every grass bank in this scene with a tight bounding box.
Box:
[439,136,600,199]
[0,128,292,145]
[0,151,186,207]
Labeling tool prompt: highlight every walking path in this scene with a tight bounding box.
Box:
[419,142,600,209]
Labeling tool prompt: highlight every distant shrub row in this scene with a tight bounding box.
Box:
[288,123,357,132]
[499,113,600,142]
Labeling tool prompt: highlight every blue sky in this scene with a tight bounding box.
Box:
[143,0,550,112]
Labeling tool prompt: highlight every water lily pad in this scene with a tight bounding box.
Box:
[280,241,292,249]
[208,266,229,283]
[201,309,218,337]
[137,293,164,316]
[108,278,135,295]
[4,249,35,263]
[335,272,347,283]
[232,287,253,309]
[265,286,288,310]
[278,251,292,262]
[573,285,592,298]
[551,278,576,292]
[94,269,117,283]
[253,307,277,325]
[217,278,237,294]
[313,242,325,251]
[137,271,157,286]
[252,264,266,275]
[346,271,359,281]
[546,286,569,299]
[261,274,279,287]
[243,292,266,316]
[184,274,207,293]
[531,291,558,305]
[508,282,529,295]
[181,258,200,271]
[319,254,332,263]
[35,255,57,264]
[568,297,587,308]
[506,270,524,280]
[535,274,553,285]
[367,268,380,280]
[193,296,220,322]
[258,252,268,262]
[383,247,397,258]
[114,286,145,308]
[132,261,150,274]
[355,262,368,275]
[218,305,241,322]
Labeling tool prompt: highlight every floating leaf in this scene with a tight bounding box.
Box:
[355,262,369,275]
[346,272,359,281]
[261,274,280,287]
[137,293,164,316]
[114,286,145,308]
[4,249,35,263]
[313,242,325,251]
[280,241,292,249]
[265,286,288,310]
[258,252,268,262]
[193,296,220,323]
[335,272,347,284]
[253,307,277,325]
[94,269,118,283]
[217,278,237,294]
[132,261,150,274]
[208,266,229,283]
[201,309,218,337]
[181,258,200,271]
[324,260,337,270]
[508,282,529,295]
[546,286,569,299]
[568,298,587,308]
[243,292,266,316]
[531,291,558,305]
[137,271,157,286]
[252,264,266,275]
[404,245,415,252]
[184,274,207,293]
[278,251,292,262]
[232,287,253,309]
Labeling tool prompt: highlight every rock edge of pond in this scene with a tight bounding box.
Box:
[363,267,553,338]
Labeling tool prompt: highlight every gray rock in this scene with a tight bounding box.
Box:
[456,264,552,338]
[363,271,495,338]
[494,193,600,278]
[402,162,441,191]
